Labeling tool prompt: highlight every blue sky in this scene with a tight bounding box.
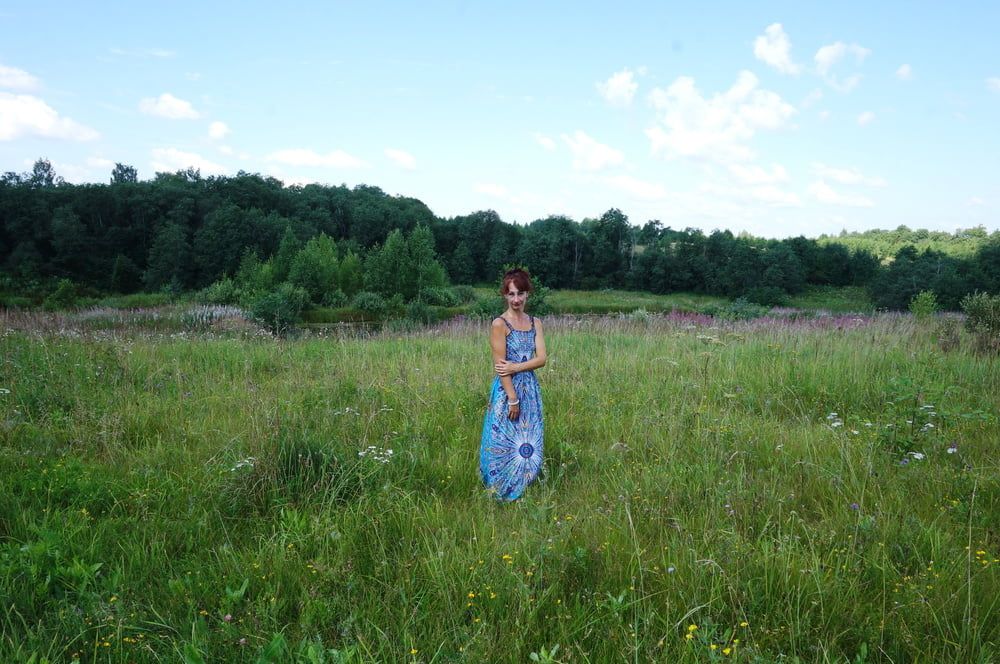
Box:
[2,1,998,238]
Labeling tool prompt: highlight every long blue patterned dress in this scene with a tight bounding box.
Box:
[479,315,544,501]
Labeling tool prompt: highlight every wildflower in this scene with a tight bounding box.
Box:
[685,633,694,640]
[410,648,418,655]
[849,502,860,511]
[710,644,718,650]
[910,452,925,460]
[667,566,676,574]
[238,638,247,646]
[688,624,698,632]
[947,442,958,454]
[723,647,732,655]
[739,621,749,627]
[224,614,232,622]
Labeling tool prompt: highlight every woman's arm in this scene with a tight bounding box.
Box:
[490,319,518,401]
[494,320,547,375]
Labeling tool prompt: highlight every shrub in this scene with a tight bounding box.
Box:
[196,277,241,305]
[321,289,348,308]
[42,279,78,311]
[909,290,939,319]
[249,283,309,333]
[960,291,1000,354]
[743,286,789,307]
[451,285,478,304]
[351,291,387,317]
[405,300,437,325]
[468,295,503,320]
[419,286,459,307]
[700,297,770,321]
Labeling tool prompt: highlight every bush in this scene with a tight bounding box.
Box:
[419,286,459,307]
[42,279,78,311]
[196,277,241,305]
[451,285,478,304]
[351,291,387,317]
[405,300,437,325]
[700,297,771,321]
[960,291,1000,354]
[249,283,309,333]
[909,290,939,319]
[468,295,503,320]
[321,289,348,308]
[743,286,789,307]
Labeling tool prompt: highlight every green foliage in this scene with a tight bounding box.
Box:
[145,223,193,290]
[288,233,339,304]
[743,286,789,307]
[249,283,309,333]
[196,277,242,306]
[908,290,939,319]
[337,251,364,298]
[451,284,478,304]
[41,279,78,311]
[960,291,1000,354]
[272,225,304,283]
[700,296,771,320]
[418,285,459,307]
[350,291,387,317]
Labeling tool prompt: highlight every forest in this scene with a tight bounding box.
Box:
[2,159,999,314]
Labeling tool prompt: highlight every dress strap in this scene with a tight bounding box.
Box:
[495,316,514,331]
[529,315,535,330]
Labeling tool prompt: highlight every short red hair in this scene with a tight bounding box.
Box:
[500,268,534,295]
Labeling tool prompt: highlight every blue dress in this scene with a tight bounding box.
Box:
[479,315,544,501]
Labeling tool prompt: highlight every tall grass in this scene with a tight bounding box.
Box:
[1,313,997,662]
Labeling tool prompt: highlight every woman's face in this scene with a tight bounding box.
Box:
[505,281,528,311]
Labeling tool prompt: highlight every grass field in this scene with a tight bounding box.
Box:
[1,310,997,662]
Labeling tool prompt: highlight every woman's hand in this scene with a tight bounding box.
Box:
[495,360,518,376]
[507,402,520,421]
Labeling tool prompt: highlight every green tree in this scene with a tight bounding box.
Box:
[288,233,340,304]
[338,251,364,297]
[272,225,303,283]
[110,163,138,184]
[365,229,409,298]
[49,205,89,277]
[145,223,193,290]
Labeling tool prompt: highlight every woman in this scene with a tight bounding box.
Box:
[479,268,547,501]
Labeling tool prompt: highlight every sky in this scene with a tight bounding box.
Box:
[2,1,999,239]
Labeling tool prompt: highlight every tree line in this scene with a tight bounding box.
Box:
[2,159,999,311]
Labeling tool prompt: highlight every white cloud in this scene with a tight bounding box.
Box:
[266,148,366,168]
[896,64,913,81]
[208,121,230,139]
[561,130,625,171]
[987,77,1000,93]
[0,63,40,90]
[749,185,801,207]
[86,156,115,170]
[801,88,823,108]
[218,145,234,155]
[812,163,886,187]
[645,70,795,163]
[533,133,556,151]
[0,92,99,141]
[727,162,789,185]
[604,174,666,200]
[384,148,416,170]
[139,93,200,119]
[474,183,508,197]
[807,180,874,207]
[753,23,801,74]
[818,110,831,121]
[597,68,639,107]
[857,111,875,126]
[150,148,226,175]
[814,42,871,76]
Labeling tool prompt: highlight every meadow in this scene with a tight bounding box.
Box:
[1,307,998,663]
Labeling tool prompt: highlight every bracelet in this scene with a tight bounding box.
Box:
[507,399,520,406]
